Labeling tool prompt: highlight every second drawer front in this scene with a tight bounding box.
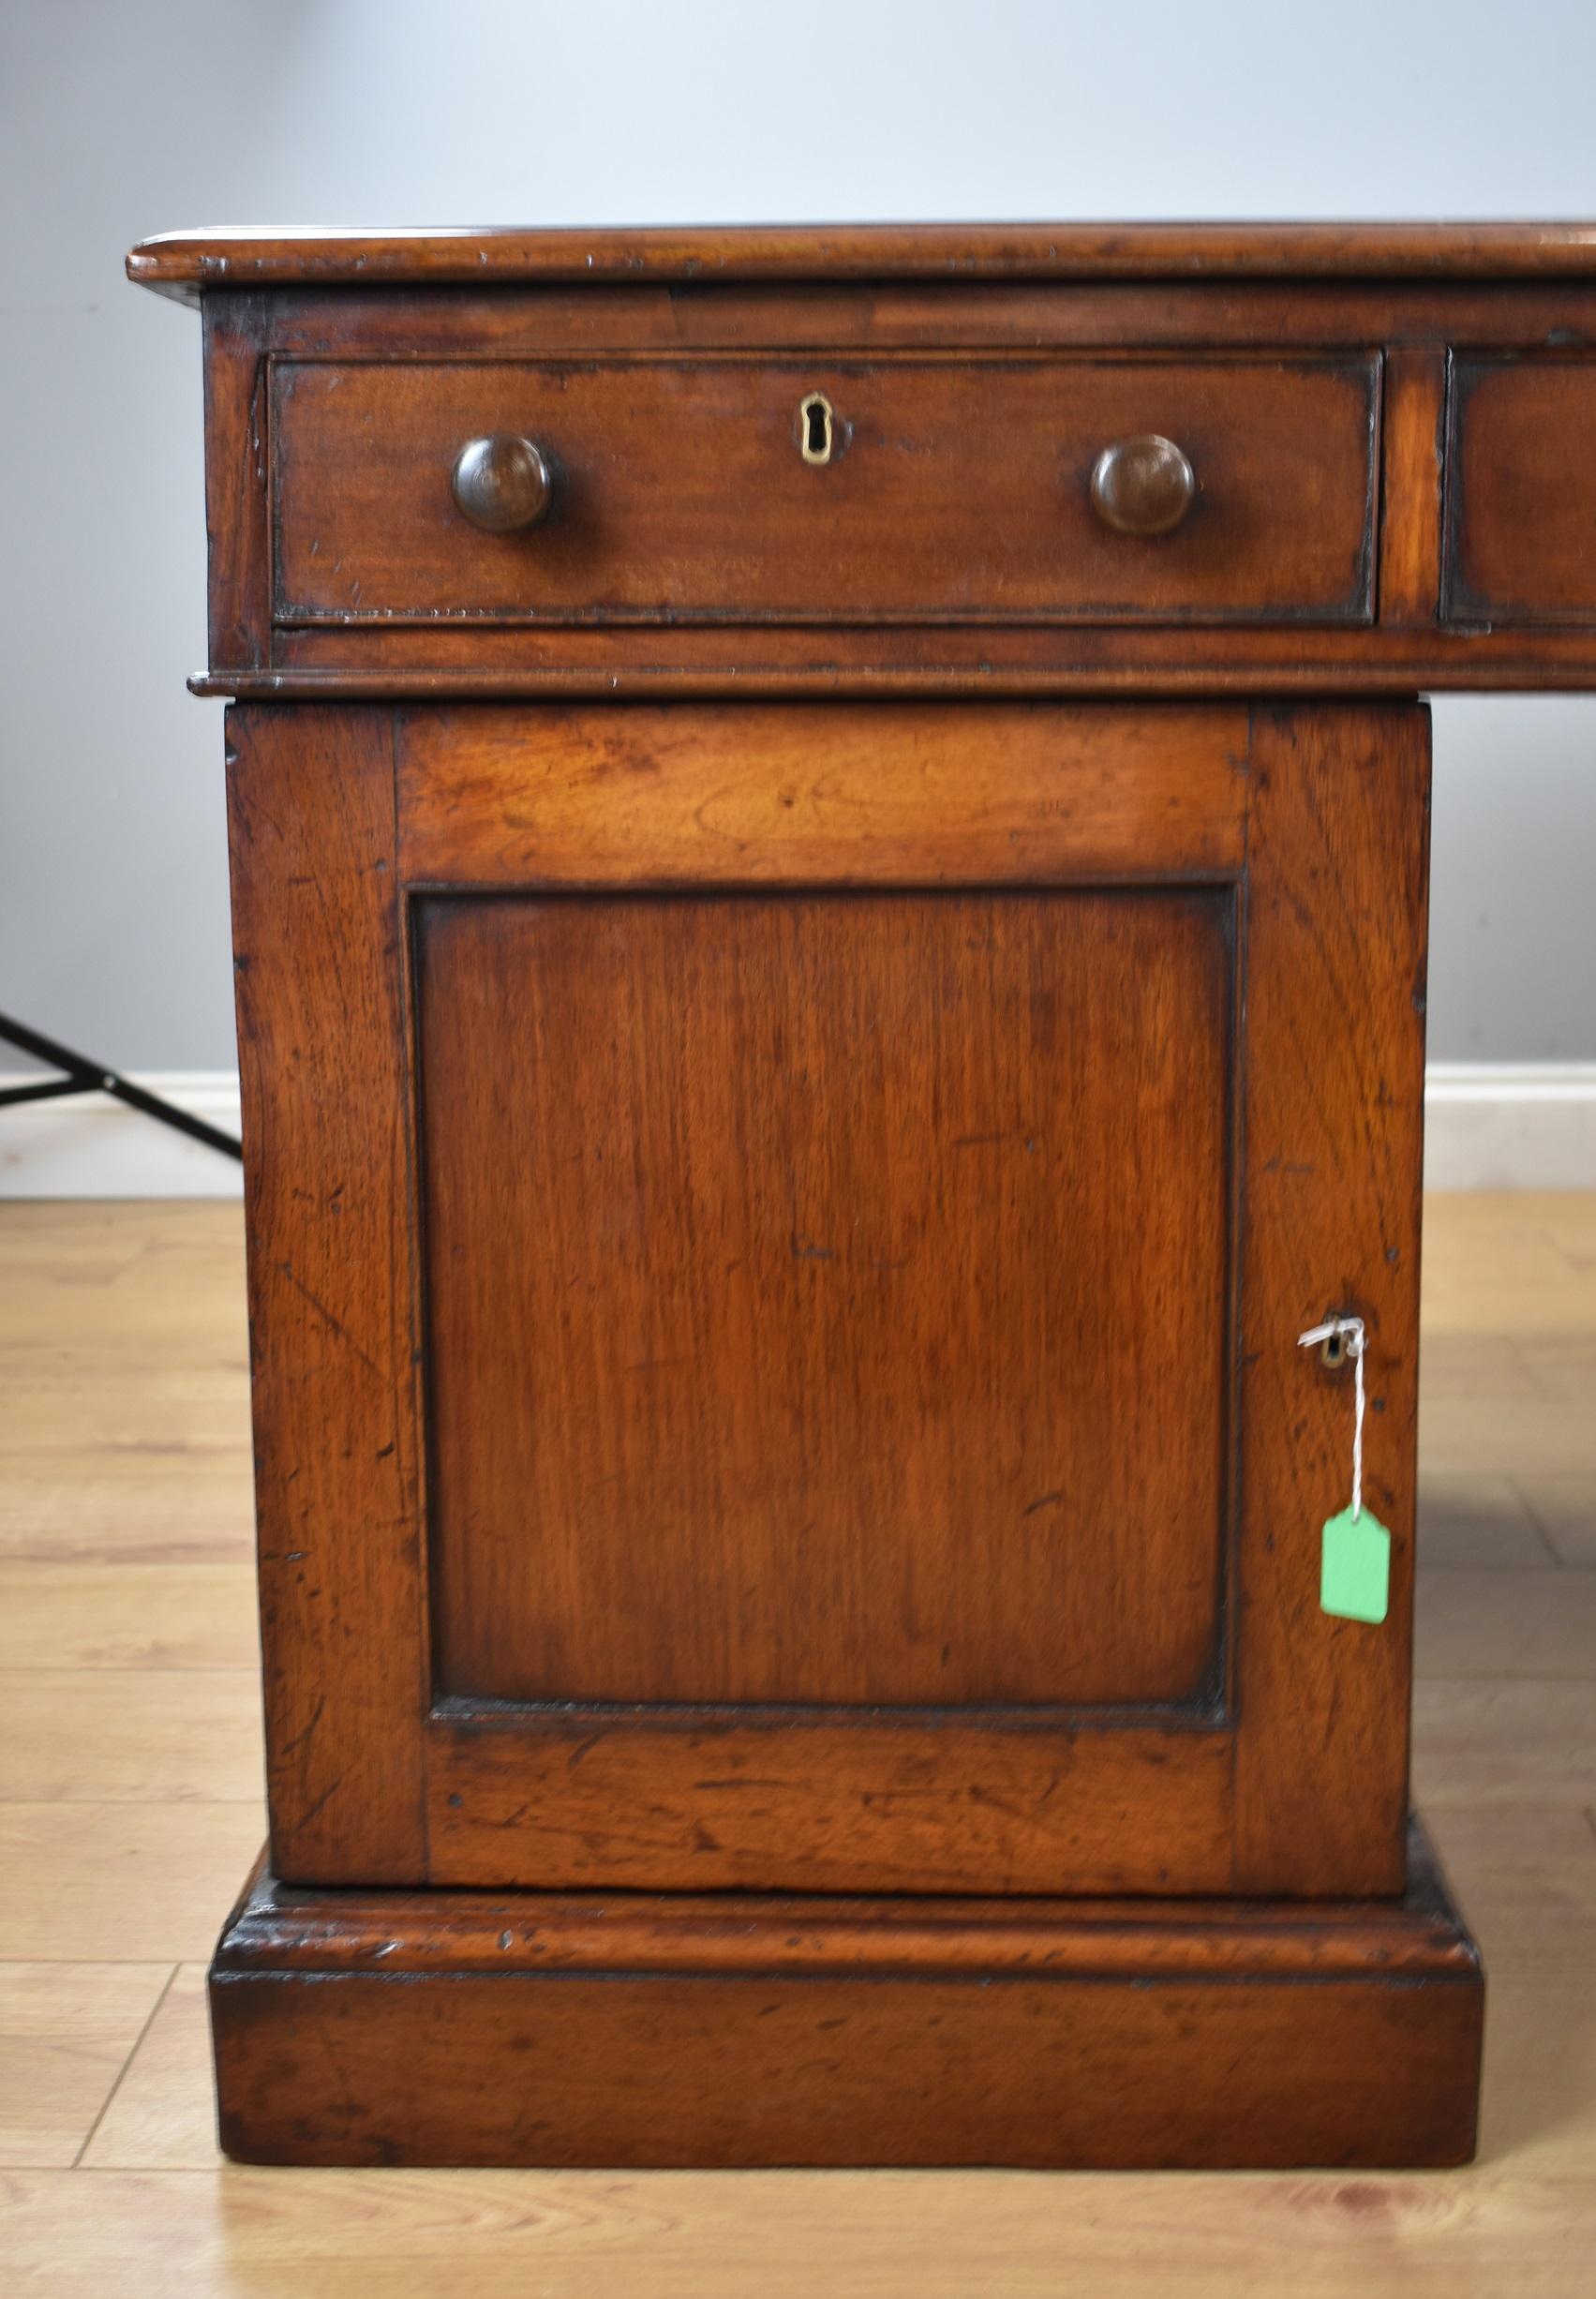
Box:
[1446,355,1596,624]
[272,355,1379,628]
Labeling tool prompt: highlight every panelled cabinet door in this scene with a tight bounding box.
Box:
[229,699,1429,1899]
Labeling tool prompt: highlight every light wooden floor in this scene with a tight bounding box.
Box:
[1,1196,1593,2294]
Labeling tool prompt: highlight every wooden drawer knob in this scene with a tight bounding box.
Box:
[1089,434,1197,537]
[451,435,554,532]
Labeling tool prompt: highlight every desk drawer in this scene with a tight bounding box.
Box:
[1446,356,1596,624]
[271,355,1378,630]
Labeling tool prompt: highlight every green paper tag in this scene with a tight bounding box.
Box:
[1320,1506,1391,1624]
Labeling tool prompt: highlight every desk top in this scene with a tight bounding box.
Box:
[127,221,1596,306]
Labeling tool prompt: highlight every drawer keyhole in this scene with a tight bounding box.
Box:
[798,392,835,467]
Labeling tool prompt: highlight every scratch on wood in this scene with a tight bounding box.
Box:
[276,1258,386,1383]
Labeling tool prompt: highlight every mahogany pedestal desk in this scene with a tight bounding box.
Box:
[127,222,1596,2169]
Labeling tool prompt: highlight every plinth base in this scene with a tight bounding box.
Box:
[210,1818,1482,2168]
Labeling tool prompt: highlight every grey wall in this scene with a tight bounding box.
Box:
[4,0,1594,1071]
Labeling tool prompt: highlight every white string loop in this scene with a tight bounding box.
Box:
[1296,1315,1366,1521]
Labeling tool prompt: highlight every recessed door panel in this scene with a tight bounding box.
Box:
[417,886,1232,1712]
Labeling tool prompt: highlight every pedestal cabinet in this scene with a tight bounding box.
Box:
[127,221,1596,2168]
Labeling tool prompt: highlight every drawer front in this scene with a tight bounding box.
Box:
[1446,356,1596,623]
[272,355,1379,629]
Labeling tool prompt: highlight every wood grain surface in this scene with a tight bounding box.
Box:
[1445,356,1596,623]
[216,697,1435,1896]
[418,886,1231,1707]
[125,219,1596,305]
[227,707,427,1884]
[178,268,1596,696]
[206,1822,1480,2170]
[395,701,1249,885]
[1231,705,1431,1894]
[272,355,1376,627]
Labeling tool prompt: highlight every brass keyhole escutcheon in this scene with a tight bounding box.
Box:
[798,392,835,466]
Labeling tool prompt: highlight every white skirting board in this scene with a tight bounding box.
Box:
[0,1065,1593,1199]
[1422,1063,1596,1190]
[0,1072,245,1200]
